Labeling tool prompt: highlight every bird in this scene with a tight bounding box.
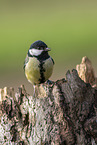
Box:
[24,40,54,93]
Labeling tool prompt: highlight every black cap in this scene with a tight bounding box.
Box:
[30,40,47,49]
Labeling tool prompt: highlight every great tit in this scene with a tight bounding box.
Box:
[24,40,54,85]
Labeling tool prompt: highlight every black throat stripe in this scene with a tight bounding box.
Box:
[37,52,50,83]
[38,61,45,83]
[36,51,50,61]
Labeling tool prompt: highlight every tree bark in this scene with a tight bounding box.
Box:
[0,57,97,145]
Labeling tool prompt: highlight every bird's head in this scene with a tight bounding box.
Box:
[28,40,51,56]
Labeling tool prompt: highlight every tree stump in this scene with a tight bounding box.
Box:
[0,57,97,145]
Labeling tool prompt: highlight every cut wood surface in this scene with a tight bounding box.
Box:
[0,57,97,145]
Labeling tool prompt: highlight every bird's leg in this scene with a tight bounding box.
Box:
[33,85,36,97]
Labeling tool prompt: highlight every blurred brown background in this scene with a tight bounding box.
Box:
[0,0,97,94]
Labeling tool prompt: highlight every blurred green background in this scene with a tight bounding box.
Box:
[0,0,97,94]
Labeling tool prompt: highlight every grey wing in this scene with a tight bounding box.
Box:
[23,55,29,70]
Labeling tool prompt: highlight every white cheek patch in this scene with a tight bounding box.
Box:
[29,49,43,56]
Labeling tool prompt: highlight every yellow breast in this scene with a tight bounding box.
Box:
[25,57,54,84]
[43,58,54,81]
[25,57,40,84]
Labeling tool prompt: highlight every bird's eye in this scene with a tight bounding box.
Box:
[39,47,43,50]
[37,47,41,50]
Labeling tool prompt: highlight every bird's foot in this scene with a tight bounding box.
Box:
[46,80,54,85]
